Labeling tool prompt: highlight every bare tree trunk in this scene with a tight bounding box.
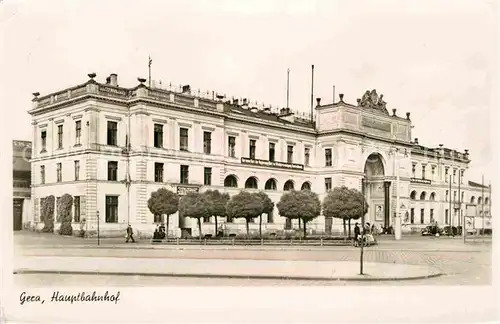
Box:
[303,219,307,238]
[298,218,302,230]
[214,215,218,237]
[198,218,202,242]
[246,219,250,238]
[166,215,169,240]
[343,218,347,237]
[348,218,352,238]
[259,214,262,239]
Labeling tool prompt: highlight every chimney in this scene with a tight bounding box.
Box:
[406,112,411,120]
[242,98,248,105]
[414,138,419,145]
[392,108,397,117]
[339,94,344,102]
[106,76,111,84]
[316,97,321,106]
[109,73,118,86]
[182,85,191,94]
[356,98,361,106]
[233,98,239,106]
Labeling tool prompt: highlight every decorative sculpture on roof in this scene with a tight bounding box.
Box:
[359,89,388,113]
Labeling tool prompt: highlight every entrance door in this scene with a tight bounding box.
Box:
[13,198,23,231]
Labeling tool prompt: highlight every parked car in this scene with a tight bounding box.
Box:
[442,226,462,236]
[421,225,442,236]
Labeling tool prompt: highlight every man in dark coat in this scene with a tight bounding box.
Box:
[126,225,135,243]
[354,223,361,243]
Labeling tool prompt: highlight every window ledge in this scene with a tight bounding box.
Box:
[74,144,82,147]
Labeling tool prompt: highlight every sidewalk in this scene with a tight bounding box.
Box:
[14,256,442,281]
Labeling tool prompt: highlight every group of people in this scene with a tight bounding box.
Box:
[353,222,377,245]
[152,224,167,241]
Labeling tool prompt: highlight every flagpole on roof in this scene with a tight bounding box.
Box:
[148,56,152,88]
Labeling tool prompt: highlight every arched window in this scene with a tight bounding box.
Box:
[283,180,294,191]
[224,175,238,188]
[410,190,417,200]
[478,197,483,205]
[420,191,427,200]
[485,197,490,205]
[244,177,258,189]
[429,192,436,201]
[301,182,311,190]
[470,196,476,204]
[264,178,277,191]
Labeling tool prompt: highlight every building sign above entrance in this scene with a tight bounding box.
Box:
[177,186,200,196]
[241,157,304,170]
[410,178,431,185]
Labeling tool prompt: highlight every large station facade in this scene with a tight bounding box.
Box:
[28,73,492,237]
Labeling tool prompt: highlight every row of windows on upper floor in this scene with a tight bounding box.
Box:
[409,189,490,205]
[411,162,465,184]
[39,121,340,167]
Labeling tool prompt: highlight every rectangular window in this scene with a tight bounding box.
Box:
[204,167,212,186]
[154,163,164,183]
[249,139,256,159]
[75,120,81,145]
[179,128,189,151]
[154,124,163,148]
[74,196,80,222]
[445,190,449,202]
[325,217,333,234]
[40,165,45,184]
[422,165,426,179]
[56,163,62,182]
[412,164,416,178]
[107,121,117,146]
[453,169,457,183]
[445,167,449,182]
[105,195,118,223]
[304,147,310,167]
[445,209,449,224]
[430,209,434,223]
[287,145,294,163]
[108,161,118,181]
[420,209,425,224]
[228,136,236,157]
[74,160,80,181]
[453,191,457,202]
[431,165,436,179]
[203,131,212,154]
[325,149,332,167]
[269,143,275,162]
[325,177,332,192]
[410,208,415,224]
[460,170,464,183]
[41,130,47,151]
[180,165,189,184]
[57,125,63,149]
[461,192,464,203]
[203,216,211,223]
[285,218,292,230]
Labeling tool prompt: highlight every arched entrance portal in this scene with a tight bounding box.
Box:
[363,153,391,229]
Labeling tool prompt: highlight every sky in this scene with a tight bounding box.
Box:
[0,0,497,183]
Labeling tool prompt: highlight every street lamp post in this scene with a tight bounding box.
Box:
[97,210,100,246]
[394,149,402,240]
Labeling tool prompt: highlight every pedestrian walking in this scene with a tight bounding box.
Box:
[80,218,86,238]
[354,223,361,244]
[126,224,135,243]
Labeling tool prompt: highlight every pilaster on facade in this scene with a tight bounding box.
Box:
[135,159,148,223]
[85,157,98,224]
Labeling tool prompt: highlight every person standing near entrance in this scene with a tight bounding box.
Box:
[126,224,135,243]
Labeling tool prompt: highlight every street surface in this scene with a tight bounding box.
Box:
[13,232,492,286]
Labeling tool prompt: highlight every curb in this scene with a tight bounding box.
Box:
[12,269,444,282]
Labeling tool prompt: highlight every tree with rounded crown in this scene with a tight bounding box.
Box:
[322,186,368,237]
[254,191,274,239]
[147,188,180,239]
[179,192,210,240]
[203,190,230,237]
[226,191,264,237]
[277,190,321,238]
[41,195,55,233]
[58,194,74,236]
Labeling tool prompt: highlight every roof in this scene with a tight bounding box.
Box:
[468,181,489,189]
